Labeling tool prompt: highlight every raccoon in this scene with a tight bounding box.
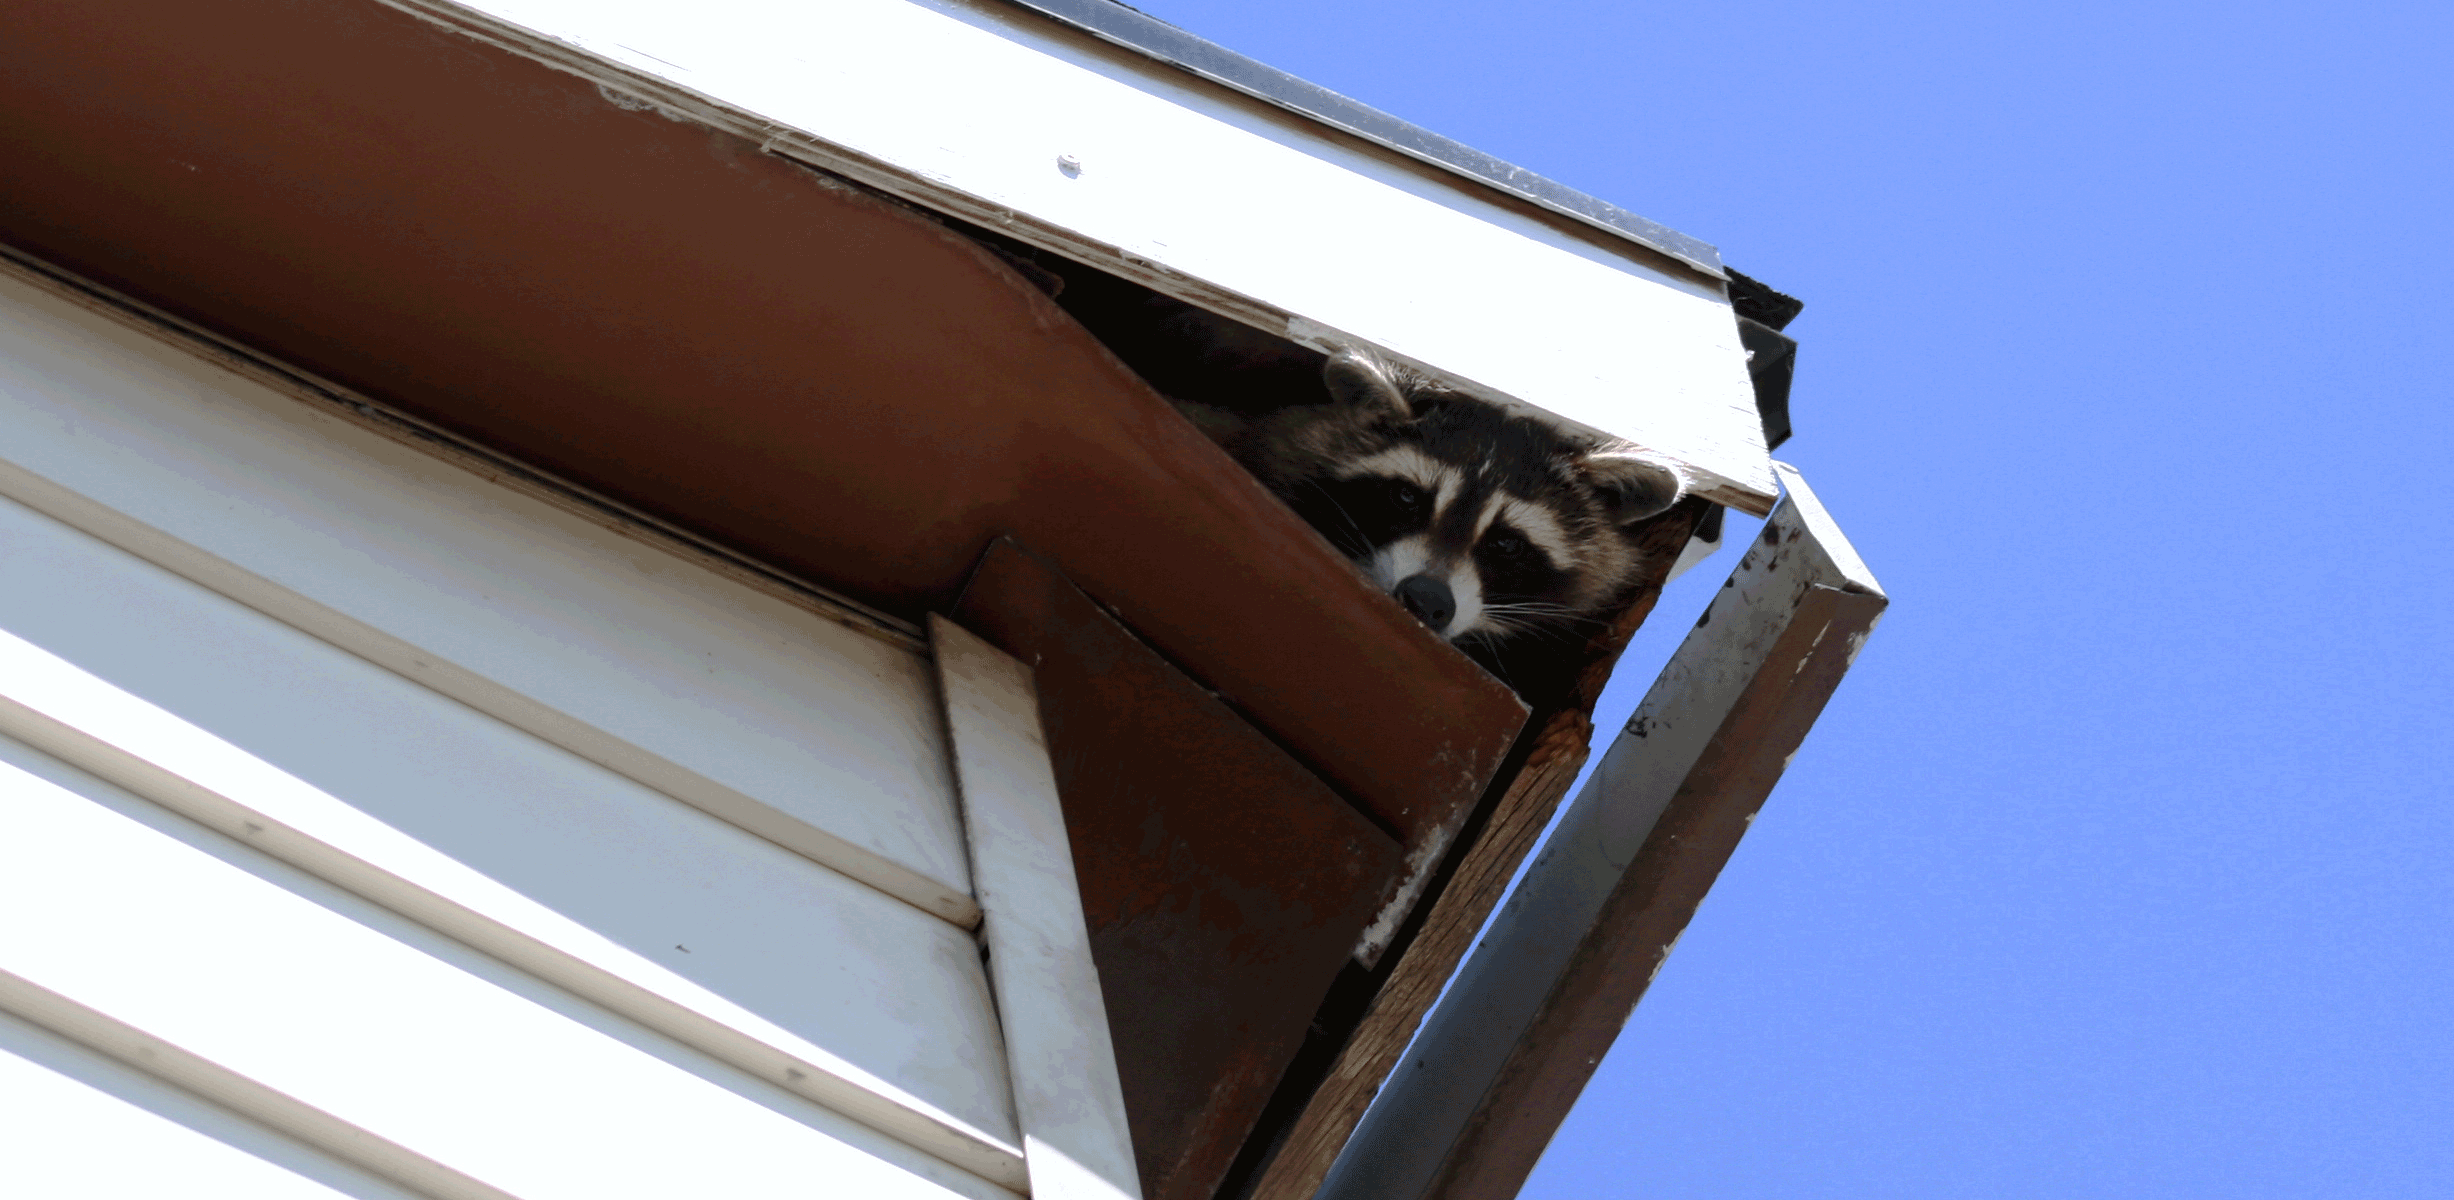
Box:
[1195,348,1686,697]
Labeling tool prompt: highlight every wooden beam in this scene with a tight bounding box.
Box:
[1314,463,1887,1200]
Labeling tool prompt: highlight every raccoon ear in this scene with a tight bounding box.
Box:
[1321,349,1413,421]
[1585,451,1687,525]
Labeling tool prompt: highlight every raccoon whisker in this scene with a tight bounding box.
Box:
[1479,599,1587,617]
[1456,630,1523,688]
[1294,482,1380,557]
[1205,347,1662,705]
[1477,602,1603,630]
[1478,612,1572,631]
[1482,608,1600,625]
[1472,613,1546,637]
[1473,607,1608,645]
[1474,611,1567,640]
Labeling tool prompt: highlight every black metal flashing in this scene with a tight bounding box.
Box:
[988,0,1725,277]
[1737,317,1795,451]
[1727,267,1805,330]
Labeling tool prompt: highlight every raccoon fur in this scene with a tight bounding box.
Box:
[1190,348,1686,699]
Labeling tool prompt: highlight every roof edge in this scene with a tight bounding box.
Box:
[985,0,1725,277]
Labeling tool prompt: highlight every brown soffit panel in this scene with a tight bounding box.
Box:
[954,538,1403,1200]
[0,0,1526,846]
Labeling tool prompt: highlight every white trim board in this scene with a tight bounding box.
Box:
[387,0,1778,513]
[934,618,1143,1200]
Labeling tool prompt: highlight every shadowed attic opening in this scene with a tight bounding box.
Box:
[959,224,1339,425]
[920,215,1800,711]
[954,223,1796,460]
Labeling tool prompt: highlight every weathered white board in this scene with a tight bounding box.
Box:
[0,739,1020,1200]
[0,265,979,925]
[934,618,1143,1200]
[390,0,1778,512]
[0,492,1025,1182]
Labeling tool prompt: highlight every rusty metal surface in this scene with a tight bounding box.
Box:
[954,539,1404,1200]
[1421,584,1885,1200]
[0,0,1523,858]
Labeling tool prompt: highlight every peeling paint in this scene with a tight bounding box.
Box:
[593,82,688,122]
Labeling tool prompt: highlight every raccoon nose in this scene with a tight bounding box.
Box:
[1394,574,1455,632]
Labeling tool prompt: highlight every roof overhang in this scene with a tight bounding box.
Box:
[0,5,1848,1196]
[0,0,1529,864]
[393,0,1779,513]
[958,0,1726,275]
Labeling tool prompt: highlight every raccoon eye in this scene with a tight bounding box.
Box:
[1389,481,1427,512]
[1486,530,1530,559]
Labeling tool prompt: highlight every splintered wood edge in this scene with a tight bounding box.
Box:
[1244,507,1700,1200]
[1421,584,1889,1200]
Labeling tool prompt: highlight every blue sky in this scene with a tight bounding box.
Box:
[1128,1,2454,1194]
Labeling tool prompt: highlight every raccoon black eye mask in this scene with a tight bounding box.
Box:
[1186,348,1684,664]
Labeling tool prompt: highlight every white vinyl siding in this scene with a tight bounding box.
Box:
[0,1009,427,1200]
[0,510,1023,1175]
[0,266,977,927]
[0,732,1014,1200]
[0,261,1136,1198]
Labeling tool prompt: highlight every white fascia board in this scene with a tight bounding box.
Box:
[388,0,1780,513]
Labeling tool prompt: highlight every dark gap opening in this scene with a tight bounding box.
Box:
[966,228,1335,420]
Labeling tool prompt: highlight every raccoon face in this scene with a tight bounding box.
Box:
[1228,349,1686,651]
